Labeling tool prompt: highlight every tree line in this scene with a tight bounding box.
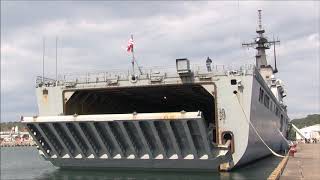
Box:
[0,122,27,132]
[287,114,320,140]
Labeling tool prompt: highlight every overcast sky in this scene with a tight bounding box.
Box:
[1,1,319,122]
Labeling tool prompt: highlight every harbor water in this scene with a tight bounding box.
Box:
[1,147,281,180]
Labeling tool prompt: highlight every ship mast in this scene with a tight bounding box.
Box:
[242,10,280,72]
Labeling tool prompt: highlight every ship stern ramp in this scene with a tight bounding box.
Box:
[21,111,231,171]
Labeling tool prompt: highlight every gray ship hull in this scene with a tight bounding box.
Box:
[22,68,288,171]
[236,75,288,166]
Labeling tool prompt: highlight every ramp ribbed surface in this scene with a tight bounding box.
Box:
[24,113,213,160]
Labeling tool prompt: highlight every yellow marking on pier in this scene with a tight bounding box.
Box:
[268,154,289,180]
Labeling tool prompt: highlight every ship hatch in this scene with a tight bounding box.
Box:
[64,85,215,126]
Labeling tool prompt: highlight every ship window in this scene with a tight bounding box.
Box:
[264,95,270,107]
[259,88,264,103]
[231,79,237,85]
[43,89,48,95]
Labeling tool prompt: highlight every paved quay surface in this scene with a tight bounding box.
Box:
[280,143,320,180]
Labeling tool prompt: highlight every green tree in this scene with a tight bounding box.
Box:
[287,114,320,140]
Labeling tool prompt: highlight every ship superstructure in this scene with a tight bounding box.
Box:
[21,10,289,171]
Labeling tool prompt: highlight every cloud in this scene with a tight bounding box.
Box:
[1,1,319,121]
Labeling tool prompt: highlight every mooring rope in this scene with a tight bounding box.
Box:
[236,96,285,158]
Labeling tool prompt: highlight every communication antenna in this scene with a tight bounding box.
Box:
[42,37,45,83]
[242,10,280,70]
[273,36,278,73]
[55,37,58,81]
[258,10,262,30]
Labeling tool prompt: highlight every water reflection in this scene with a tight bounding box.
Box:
[37,169,220,180]
[1,147,282,180]
[35,155,281,180]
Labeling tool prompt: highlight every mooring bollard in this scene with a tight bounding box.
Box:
[289,144,297,157]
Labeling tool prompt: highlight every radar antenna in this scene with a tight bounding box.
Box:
[273,35,279,73]
[257,9,264,33]
[242,9,280,71]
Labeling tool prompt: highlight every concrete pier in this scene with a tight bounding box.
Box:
[280,144,320,180]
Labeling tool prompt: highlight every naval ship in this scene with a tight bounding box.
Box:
[21,10,289,171]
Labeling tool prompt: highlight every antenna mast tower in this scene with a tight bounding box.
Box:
[242,10,280,72]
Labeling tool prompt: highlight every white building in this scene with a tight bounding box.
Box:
[296,124,320,140]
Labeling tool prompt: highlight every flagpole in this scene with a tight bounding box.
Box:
[131,34,135,75]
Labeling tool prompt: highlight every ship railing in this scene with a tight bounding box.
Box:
[35,64,255,87]
[36,76,58,87]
